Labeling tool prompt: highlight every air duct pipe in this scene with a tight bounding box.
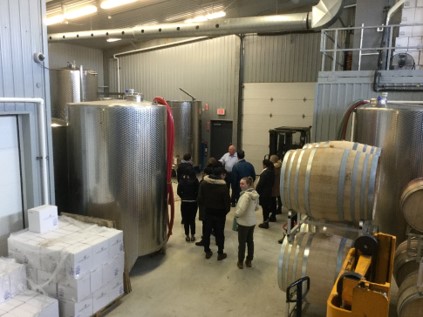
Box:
[48,0,344,42]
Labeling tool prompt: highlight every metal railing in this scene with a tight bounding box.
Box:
[320,23,423,71]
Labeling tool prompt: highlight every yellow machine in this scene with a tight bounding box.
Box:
[327,233,396,317]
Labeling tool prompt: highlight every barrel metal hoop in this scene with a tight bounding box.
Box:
[278,236,290,290]
[280,151,290,204]
[301,233,314,277]
[367,153,379,216]
[294,150,305,212]
[335,237,349,282]
[337,149,350,221]
[305,148,317,216]
[360,153,370,220]
[286,151,298,209]
[350,151,361,223]
[352,142,359,151]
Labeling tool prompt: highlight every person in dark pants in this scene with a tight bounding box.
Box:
[269,154,282,219]
[197,166,231,260]
[177,168,199,242]
[219,144,238,206]
[231,150,256,205]
[235,176,259,269]
[256,159,275,229]
[195,157,222,246]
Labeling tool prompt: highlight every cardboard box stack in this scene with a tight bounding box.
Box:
[0,257,59,316]
[7,213,124,317]
[396,0,423,69]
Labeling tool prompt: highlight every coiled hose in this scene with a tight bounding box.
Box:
[153,96,175,240]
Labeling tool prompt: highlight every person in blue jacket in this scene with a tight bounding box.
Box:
[231,150,256,205]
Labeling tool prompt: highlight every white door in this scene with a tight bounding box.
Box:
[0,116,23,256]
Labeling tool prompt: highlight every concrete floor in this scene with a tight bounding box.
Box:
[106,182,399,317]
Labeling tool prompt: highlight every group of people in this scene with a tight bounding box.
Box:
[176,146,283,269]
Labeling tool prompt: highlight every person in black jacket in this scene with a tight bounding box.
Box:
[197,166,231,260]
[176,153,194,183]
[256,159,275,229]
[177,168,200,242]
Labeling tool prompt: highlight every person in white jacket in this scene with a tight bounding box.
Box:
[235,176,260,269]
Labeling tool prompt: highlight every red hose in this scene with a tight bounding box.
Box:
[337,100,369,140]
[153,97,175,241]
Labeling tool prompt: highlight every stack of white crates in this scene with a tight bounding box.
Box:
[397,0,423,69]
[7,215,124,317]
[0,257,59,316]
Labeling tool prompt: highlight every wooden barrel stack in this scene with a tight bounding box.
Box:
[278,140,381,315]
[394,178,423,317]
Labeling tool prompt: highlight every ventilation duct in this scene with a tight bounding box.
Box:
[48,0,344,42]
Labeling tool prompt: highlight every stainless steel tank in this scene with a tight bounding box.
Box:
[168,100,201,167]
[67,100,168,271]
[51,118,69,212]
[50,65,98,121]
[354,103,423,242]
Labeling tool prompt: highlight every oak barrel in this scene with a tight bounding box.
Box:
[281,147,380,224]
[303,140,381,155]
[278,232,352,316]
[400,178,423,232]
[397,271,423,317]
[394,239,420,287]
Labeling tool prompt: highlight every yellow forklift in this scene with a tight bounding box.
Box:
[327,233,396,317]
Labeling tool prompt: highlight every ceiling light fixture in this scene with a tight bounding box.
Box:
[106,38,122,42]
[64,4,98,20]
[46,14,65,26]
[46,4,98,26]
[100,0,137,10]
[184,11,226,23]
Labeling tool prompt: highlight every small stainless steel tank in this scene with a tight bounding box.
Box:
[67,100,167,271]
[50,65,98,121]
[168,100,201,167]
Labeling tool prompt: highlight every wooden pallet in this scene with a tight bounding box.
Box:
[60,212,132,294]
[92,294,125,317]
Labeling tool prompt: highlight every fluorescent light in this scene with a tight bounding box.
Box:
[100,0,137,10]
[64,4,97,20]
[207,11,226,20]
[106,38,122,42]
[46,14,65,26]
[185,11,226,23]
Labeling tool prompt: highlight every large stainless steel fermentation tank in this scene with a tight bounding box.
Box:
[67,100,168,271]
[168,100,201,167]
[354,103,423,243]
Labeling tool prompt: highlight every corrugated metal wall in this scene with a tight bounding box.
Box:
[0,0,47,100]
[116,36,238,109]
[0,0,54,253]
[313,70,423,141]
[113,35,240,144]
[106,33,321,147]
[48,43,104,87]
[244,33,321,83]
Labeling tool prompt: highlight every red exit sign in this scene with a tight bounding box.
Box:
[216,108,225,115]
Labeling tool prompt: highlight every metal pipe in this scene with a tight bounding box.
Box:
[0,97,49,205]
[237,34,245,148]
[386,0,404,25]
[49,0,344,42]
